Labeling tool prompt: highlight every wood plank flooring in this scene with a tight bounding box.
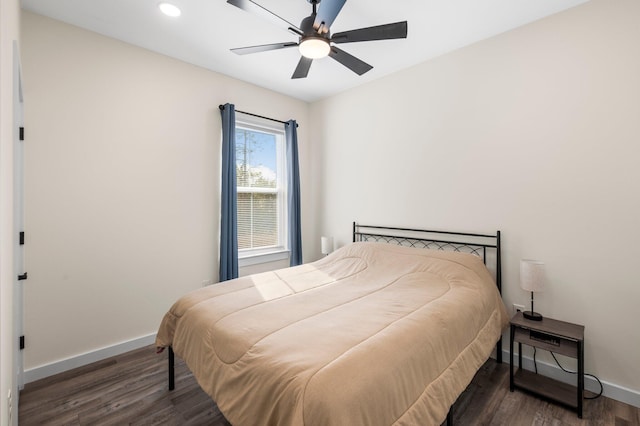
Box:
[19,345,639,425]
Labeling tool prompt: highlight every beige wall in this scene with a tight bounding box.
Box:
[1,0,21,423]
[310,0,640,396]
[20,12,311,371]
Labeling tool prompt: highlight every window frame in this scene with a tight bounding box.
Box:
[234,115,289,267]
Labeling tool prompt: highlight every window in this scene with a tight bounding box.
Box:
[235,117,288,265]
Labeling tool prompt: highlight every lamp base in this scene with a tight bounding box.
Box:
[523,311,543,321]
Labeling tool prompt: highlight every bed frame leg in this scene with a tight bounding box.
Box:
[447,407,453,426]
[497,337,503,364]
[168,346,175,391]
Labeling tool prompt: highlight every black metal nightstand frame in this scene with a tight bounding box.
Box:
[510,312,585,418]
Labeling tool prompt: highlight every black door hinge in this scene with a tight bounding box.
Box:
[19,231,25,245]
[17,272,27,281]
[19,127,24,141]
[19,336,25,350]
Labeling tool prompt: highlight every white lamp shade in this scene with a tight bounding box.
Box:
[520,260,545,292]
[321,236,333,255]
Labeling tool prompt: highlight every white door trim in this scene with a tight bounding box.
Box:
[13,40,25,400]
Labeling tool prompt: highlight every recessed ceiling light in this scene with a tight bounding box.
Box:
[159,3,181,17]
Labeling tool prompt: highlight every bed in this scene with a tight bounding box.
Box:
[156,223,509,425]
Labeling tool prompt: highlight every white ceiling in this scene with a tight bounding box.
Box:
[20,0,588,102]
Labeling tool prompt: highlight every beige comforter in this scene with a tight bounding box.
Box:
[156,242,508,426]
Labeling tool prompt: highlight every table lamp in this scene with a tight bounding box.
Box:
[520,259,545,321]
[321,236,333,256]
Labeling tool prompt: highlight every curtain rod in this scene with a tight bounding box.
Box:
[218,104,298,128]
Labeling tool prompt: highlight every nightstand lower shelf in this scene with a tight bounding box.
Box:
[512,368,580,410]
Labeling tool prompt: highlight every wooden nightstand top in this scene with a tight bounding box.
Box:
[510,311,584,341]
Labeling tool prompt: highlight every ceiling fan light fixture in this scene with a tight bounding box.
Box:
[299,37,330,59]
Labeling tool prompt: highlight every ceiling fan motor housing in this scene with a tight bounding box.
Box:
[298,13,331,59]
[300,14,329,39]
[299,15,330,59]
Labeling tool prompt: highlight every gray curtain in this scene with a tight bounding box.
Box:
[285,120,302,266]
[219,103,238,281]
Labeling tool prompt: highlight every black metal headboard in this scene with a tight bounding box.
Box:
[352,222,502,293]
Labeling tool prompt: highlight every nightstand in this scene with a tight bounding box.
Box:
[509,311,585,418]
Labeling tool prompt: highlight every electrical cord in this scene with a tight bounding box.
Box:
[532,347,603,399]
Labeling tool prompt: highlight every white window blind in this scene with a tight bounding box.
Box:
[235,120,286,255]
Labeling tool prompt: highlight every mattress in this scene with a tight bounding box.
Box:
[156,242,509,425]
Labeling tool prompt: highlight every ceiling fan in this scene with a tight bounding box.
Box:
[227,0,408,79]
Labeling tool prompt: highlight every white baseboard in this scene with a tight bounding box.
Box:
[502,349,640,409]
[24,333,156,384]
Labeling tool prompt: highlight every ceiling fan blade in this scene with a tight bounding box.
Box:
[313,0,346,33]
[328,46,373,76]
[231,42,298,55]
[227,0,301,33]
[332,21,408,44]
[292,56,313,79]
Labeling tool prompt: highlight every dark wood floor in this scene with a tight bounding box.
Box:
[19,345,639,425]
